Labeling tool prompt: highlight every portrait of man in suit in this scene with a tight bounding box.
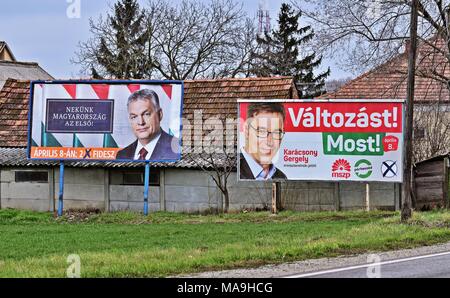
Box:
[240,102,287,180]
[116,89,180,161]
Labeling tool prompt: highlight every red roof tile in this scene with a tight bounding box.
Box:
[0,79,30,147]
[320,38,450,102]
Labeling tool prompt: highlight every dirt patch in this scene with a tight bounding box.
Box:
[55,208,101,223]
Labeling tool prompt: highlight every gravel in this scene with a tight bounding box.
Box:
[177,241,450,278]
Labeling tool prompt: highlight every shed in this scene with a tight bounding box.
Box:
[414,153,450,210]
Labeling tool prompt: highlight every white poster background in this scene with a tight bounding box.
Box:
[238,99,404,183]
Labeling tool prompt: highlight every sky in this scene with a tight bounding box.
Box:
[0,0,352,80]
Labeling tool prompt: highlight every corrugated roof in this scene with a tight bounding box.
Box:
[0,76,296,168]
[320,38,450,102]
[0,147,232,169]
[415,152,450,165]
[0,61,53,90]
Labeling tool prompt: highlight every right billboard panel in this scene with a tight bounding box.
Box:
[238,100,404,182]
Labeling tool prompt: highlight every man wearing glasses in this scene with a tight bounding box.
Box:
[116,89,179,161]
[240,102,287,180]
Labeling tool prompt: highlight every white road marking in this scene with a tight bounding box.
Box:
[284,251,450,278]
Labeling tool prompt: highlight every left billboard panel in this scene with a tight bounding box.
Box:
[28,81,184,162]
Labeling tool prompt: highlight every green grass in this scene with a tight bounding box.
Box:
[0,209,450,277]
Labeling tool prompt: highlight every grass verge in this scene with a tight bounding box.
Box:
[0,209,449,277]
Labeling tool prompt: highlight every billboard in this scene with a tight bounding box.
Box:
[28,81,183,162]
[238,100,404,182]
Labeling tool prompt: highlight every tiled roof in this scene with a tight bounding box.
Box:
[320,38,450,102]
[0,76,297,168]
[0,80,30,147]
[183,76,298,119]
[182,76,298,150]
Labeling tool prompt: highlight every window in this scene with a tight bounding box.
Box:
[414,127,426,139]
[110,170,160,186]
[15,171,48,183]
[123,172,144,185]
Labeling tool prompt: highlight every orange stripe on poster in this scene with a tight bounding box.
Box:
[30,147,121,160]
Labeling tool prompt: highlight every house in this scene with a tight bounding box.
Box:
[0,41,53,90]
[0,41,16,62]
[0,77,401,213]
[320,38,450,162]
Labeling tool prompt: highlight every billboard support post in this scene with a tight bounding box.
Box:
[58,161,65,217]
[365,183,370,212]
[271,182,278,214]
[144,162,150,216]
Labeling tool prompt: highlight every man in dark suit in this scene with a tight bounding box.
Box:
[239,154,287,180]
[240,102,287,180]
[116,89,180,161]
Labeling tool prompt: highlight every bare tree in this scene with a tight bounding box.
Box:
[74,0,258,80]
[295,0,412,73]
[220,18,261,78]
[185,152,237,213]
[148,0,256,80]
[183,111,237,213]
[297,0,450,160]
[296,1,450,83]
[325,77,352,93]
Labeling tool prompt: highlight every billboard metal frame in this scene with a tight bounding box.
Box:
[237,98,406,183]
[27,79,185,163]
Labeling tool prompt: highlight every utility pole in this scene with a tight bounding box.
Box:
[402,0,418,222]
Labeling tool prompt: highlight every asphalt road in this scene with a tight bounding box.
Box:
[286,251,450,278]
[182,242,450,278]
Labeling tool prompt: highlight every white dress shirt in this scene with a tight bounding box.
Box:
[134,132,162,160]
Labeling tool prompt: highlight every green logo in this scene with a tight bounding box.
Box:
[354,159,373,179]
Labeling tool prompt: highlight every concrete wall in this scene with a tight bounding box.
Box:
[109,185,160,212]
[54,167,106,211]
[227,173,272,211]
[0,167,400,213]
[163,169,399,212]
[282,182,337,212]
[282,181,399,212]
[164,169,273,213]
[164,169,220,213]
[338,182,399,211]
[0,168,53,212]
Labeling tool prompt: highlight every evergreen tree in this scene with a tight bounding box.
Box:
[93,0,152,79]
[252,3,330,98]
